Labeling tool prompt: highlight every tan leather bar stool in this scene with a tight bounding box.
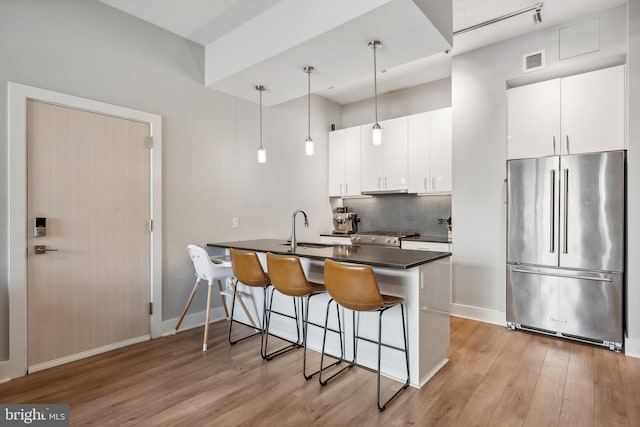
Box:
[229,248,299,360]
[320,259,410,412]
[266,252,342,378]
[228,248,269,348]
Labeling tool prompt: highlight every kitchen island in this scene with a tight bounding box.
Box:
[207,239,451,388]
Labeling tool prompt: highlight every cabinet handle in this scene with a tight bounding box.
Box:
[565,135,570,154]
[552,136,556,155]
[339,183,343,196]
[378,177,381,189]
[384,177,388,189]
[431,177,436,191]
[424,177,428,191]
[345,184,348,194]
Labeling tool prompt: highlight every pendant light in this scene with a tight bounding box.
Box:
[303,66,315,156]
[256,85,266,163]
[369,40,382,146]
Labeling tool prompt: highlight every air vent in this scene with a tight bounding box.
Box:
[522,49,545,73]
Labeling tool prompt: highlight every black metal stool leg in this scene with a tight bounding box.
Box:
[376,303,410,412]
[262,286,302,360]
[228,280,262,345]
[319,299,353,386]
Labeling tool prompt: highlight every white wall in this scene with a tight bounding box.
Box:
[341,77,451,128]
[627,1,640,355]
[0,0,341,359]
[451,6,627,325]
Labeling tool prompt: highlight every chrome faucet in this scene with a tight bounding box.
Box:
[290,209,309,252]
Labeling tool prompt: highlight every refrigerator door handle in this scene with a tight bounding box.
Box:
[550,169,556,253]
[563,168,569,254]
[511,267,613,283]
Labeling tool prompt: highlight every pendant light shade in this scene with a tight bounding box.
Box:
[369,40,382,146]
[304,66,315,156]
[256,85,266,163]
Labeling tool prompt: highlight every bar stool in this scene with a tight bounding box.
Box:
[319,259,410,412]
[175,244,233,351]
[229,248,299,360]
[266,252,342,378]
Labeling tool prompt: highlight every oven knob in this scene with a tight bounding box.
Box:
[370,237,375,242]
[385,238,391,243]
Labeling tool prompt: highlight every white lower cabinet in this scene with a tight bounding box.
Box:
[401,241,451,252]
[319,235,352,245]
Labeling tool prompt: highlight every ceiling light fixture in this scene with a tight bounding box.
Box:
[368,40,382,146]
[453,2,544,36]
[256,85,266,163]
[303,66,314,156]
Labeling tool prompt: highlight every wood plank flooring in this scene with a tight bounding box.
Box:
[1,317,639,426]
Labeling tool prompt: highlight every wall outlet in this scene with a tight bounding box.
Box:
[232,217,239,228]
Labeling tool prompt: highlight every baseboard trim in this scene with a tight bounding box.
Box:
[28,335,150,373]
[450,303,506,327]
[625,336,640,358]
[161,307,227,337]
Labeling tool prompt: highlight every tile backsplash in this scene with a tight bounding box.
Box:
[344,194,451,238]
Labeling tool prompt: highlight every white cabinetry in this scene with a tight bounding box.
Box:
[360,116,408,193]
[408,108,452,194]
[319,235,352,245]
[328,127,361,197]
[507,65,625,159]
[402,241,451,252]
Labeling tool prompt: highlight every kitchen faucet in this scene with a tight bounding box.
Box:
[290,209,309,252]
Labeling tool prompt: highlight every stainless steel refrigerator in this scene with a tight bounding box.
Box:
[506,150,625,351]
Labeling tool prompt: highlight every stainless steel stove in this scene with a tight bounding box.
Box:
[350,231,418,248]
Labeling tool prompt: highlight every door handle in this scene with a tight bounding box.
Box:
[563,168,569,254]
[34,245,58,255]
[512,267,613,282]
[550,169,555,253]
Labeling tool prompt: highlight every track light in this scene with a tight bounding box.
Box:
[533,9,542,25]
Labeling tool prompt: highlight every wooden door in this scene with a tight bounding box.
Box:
[27,100,151,367]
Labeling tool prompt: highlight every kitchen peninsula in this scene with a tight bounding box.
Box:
[207,239,452,387]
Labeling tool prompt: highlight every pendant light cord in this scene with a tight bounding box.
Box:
[373,44,378,124]
[259,86,263,149]
[307,69,311,138]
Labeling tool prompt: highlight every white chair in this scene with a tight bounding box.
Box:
[175,244,233,351]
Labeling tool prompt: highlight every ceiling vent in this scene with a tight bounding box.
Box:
[522,49,545,73]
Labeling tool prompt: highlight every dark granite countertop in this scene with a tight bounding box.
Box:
[207,239,451,270]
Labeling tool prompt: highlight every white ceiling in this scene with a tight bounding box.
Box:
[98,0,625,106]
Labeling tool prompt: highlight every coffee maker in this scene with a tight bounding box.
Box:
[333,207,358,234]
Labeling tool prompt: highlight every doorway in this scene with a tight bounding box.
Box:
[3,83,162,379]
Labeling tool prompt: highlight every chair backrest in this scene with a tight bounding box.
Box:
[266,252,314,297]
[229,248,270,287]
[323,259,385,311]
[187,244,231,282]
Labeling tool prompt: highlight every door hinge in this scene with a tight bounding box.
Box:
[147,219,153,232]
[145,136,153,149]
[149,302,153,315]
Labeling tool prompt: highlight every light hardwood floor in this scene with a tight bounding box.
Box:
[1,317,639,426]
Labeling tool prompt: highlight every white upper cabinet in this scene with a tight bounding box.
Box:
[507,79,561,159]
[560,65,625,155]
[408,108,452,194]
[328,127,361,197]
[360,116,408,193]
[507,65,625,159]
[429,108,452,193]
